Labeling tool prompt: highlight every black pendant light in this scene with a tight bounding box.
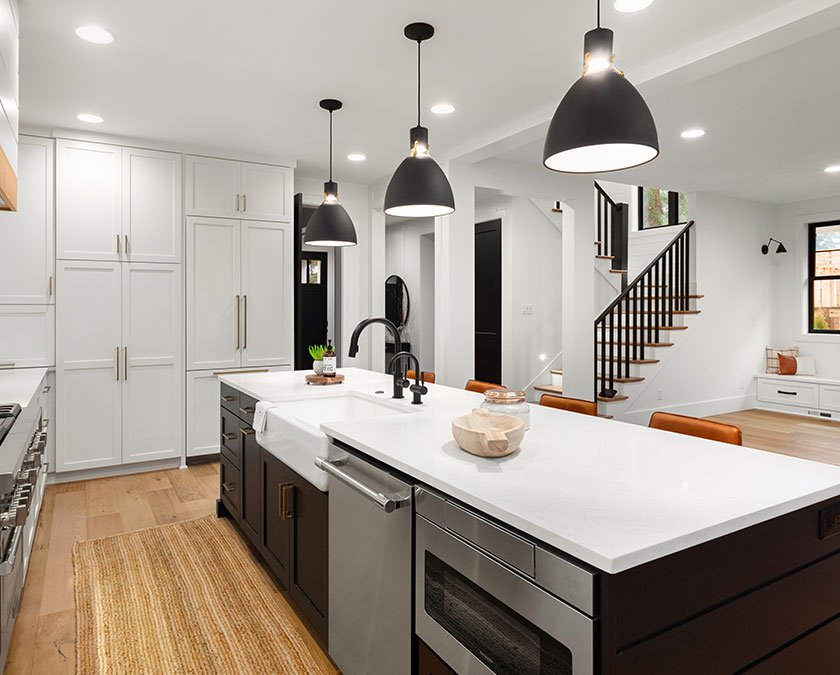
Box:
[384,22,455,218]
[304,99,358,247]
[543,0,659,174]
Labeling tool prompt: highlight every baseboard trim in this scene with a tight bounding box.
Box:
[186,452,220,466]
[618,394,757,426]
[48,457,182,484]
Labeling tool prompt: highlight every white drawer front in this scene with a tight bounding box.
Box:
[820,385,840,413]
[757,380,819,408]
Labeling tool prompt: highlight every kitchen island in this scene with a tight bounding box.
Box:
[219,367,840,674]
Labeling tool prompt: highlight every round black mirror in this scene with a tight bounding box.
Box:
[385,274,410,330]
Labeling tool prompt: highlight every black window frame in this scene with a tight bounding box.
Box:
[808,220,840,335]
[637,187,688,230]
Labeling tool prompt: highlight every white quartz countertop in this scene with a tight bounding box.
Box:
[0,368,47,407]
[220,368,840,573]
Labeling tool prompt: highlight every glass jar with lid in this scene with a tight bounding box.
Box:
[480,389,530,430]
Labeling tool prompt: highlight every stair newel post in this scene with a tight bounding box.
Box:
[684,228,691,311]
[653,262,660,343]
[597,197,603,256]
[608,311,614,396]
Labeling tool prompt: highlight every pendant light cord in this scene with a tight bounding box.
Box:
[597,0,601,27]
[416,40,422,127]
[328,110,333,182]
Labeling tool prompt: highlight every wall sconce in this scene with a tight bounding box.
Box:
[761,238,787,255]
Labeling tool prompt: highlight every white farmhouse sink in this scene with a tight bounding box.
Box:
[256,392,413,491]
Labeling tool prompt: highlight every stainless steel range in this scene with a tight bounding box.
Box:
[0,398,48,667]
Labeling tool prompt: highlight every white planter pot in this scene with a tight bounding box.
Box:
[313,360,324,375]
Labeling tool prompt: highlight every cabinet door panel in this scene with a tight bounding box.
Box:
[240,221,292,367]
[0,305,54,368]
[239,424,261,546]
[186,370,221,458]
[240,163,292,222]
[290,473,328,627]
[122,264,182,463]
[262,448,291,587]
[185,155,239,218]
[55,261,121,471]
[0,137,54,303]
[186,217,240,370]
[122,148,182,263]
[56,140,121,261]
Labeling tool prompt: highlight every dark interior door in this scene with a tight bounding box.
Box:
[294,193,328,369]
[474,219,502,384]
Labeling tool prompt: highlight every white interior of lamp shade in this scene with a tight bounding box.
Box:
[544,143,658,173]
[384,204,455,218]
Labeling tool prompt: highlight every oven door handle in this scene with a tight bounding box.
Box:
[315,457,410,513]
[0,526,23,576]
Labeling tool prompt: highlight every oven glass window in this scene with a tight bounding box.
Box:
[424,552,573,674]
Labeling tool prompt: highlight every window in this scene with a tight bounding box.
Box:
[300,259,322,284]
[809,221,840,333]
[638,187,688,229]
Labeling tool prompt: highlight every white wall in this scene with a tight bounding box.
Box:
[617,193,776,424]
[384,217,435,371]
[772,195,840,379]
[296,176,372,369]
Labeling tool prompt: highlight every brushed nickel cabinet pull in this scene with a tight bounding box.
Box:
[115,346,120,381]
[235,296,240,350]
[48,276,53,296]
[242,194,247,212]
[243,295,248,349]
[221,432,236,441]
[280,483,294,519]
[124,346,128,380]
[116,234,121,255]
[124,235,130,255]
[239,407,255,416]
[222,481,237,493]
[235,194,240,212]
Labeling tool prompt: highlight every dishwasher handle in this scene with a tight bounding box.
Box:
[315,456,410,513]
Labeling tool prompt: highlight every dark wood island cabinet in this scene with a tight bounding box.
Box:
[216,382,329,642]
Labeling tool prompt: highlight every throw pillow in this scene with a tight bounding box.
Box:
[778,353,798,375]
[765,346,799,374]
[795,355,817,376]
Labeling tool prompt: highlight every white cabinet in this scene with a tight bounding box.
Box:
[55,260,122,471]
[56,140,122,261]
[0,136,54,303]
[0,305,54,368]
[55,260,183,471]
[186,217,240,370]
[819,385,840,413]
[122,147,182,263]
[185,155,291,222]
[187,217,292,371]
[58,141,182,263]
[121,263,182,463]
[186,365,289,458]
[756,378,819,408]
[240,220,293,367]
[239,162,292,222]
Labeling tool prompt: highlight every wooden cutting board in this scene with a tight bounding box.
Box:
[305,373,345,385]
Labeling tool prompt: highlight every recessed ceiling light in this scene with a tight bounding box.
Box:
[430,103,455,115]
[347,153,366,162]
[825,165,840,174]
[75,25,115,44]
[77,113,103,124]
[680,128,706,139]
[614,0,654,12]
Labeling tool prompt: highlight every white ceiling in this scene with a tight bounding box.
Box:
[495,23,840,205]
[20,0,800,187]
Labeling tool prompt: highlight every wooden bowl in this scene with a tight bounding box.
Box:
[452,408,526,458]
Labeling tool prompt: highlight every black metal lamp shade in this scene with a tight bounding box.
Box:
[384,127,455,218]
[304,180,358,247]
[543,68,659,174]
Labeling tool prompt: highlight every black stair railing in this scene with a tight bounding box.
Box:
[595,182,630,289]
[594,220,695,400]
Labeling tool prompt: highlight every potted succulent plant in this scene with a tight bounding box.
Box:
[308,344,328,375]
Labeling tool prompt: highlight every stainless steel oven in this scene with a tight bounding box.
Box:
[415,488,598,675]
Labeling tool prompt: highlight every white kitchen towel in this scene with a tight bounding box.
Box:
[253,400,278,434]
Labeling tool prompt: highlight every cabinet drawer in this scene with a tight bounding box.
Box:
[220,456,241,519]
[820,385,840,413]
[220,408,241,467]
[220,382,239,415]
[757,380,818,408]
[238,392,257,426]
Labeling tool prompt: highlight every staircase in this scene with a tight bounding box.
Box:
[594,219,698,418]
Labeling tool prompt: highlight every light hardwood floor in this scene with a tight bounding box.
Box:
[706,409,840,466]
[3,462,337,675]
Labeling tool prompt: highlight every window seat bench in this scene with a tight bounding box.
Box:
[756,374,840,422]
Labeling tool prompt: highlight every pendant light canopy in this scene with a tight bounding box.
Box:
[304,99,358,247]
[543,0,659,174]
[384,23,455,218]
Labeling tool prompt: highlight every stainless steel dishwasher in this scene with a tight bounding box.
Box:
[315,444,414,675]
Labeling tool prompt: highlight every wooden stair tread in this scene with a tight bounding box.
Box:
[616,309,701,315]
[595,255,614,260]
[598,341,674,347]
[549,369,563,375]
[609,269,628,274]
[598,414,615,419]
[534,385,564,395]
[603,357,659,364]
[597,395,629,402]
[596,375,645,383]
